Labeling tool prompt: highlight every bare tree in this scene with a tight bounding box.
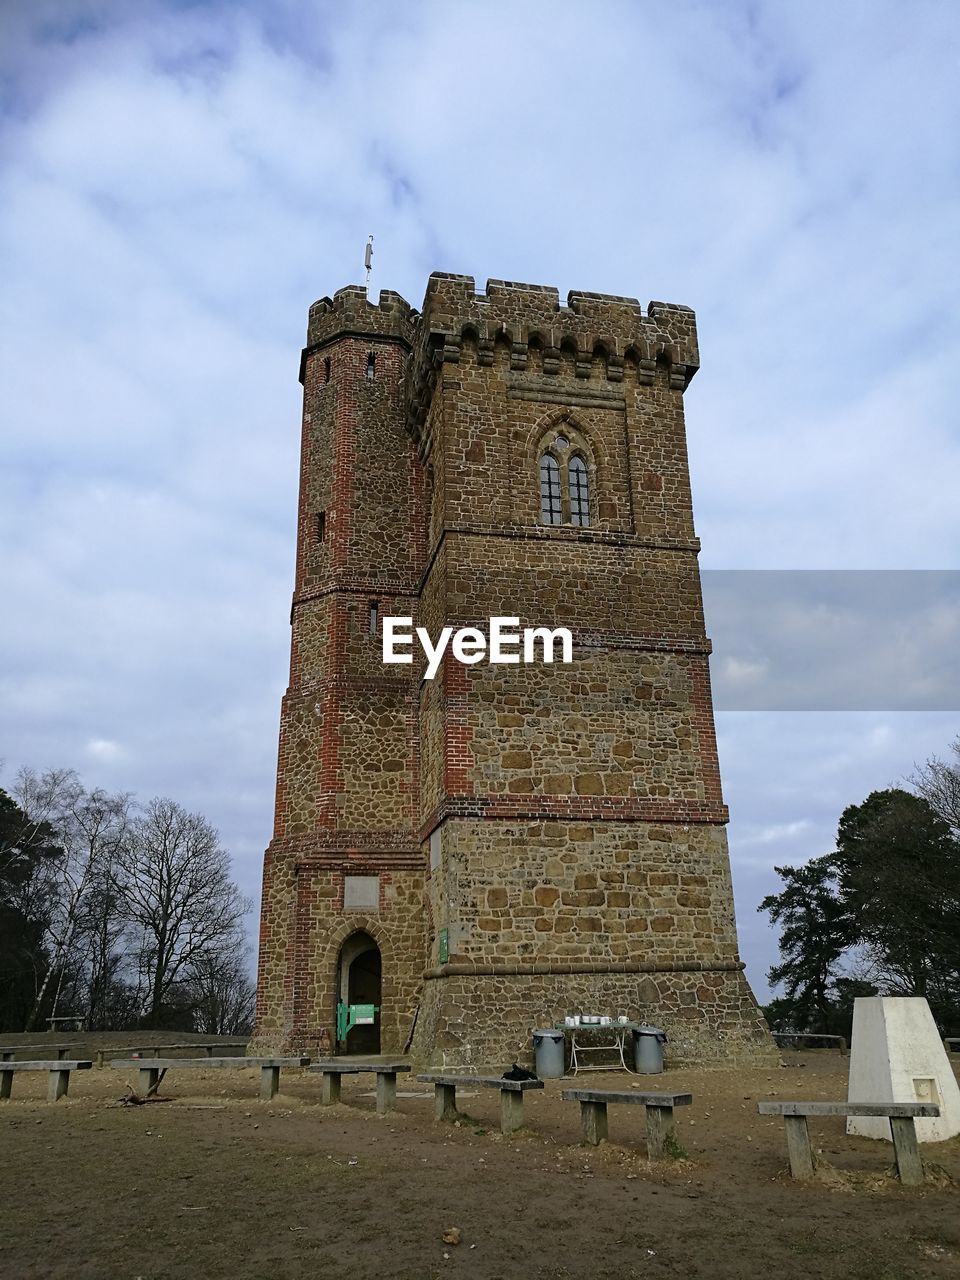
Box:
[912,736,960,838]
[74,866,133,1030]
[14,769,130,1031]
[115,797,251,1027]
[185,944,256,1035]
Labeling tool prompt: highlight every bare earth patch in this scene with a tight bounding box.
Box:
[1,1048,959,1280]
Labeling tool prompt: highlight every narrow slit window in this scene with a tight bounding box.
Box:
[569,455,590,527]
[539,454,562,525]
[323,357,331,383]
[366,352,376,380]
[369,599,379,634]
[316,511,326,543]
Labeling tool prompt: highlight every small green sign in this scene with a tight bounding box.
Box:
[439,928,448,964]
[336,1001,378,1041]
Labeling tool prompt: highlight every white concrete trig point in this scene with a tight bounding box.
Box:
[846,996,960,1142]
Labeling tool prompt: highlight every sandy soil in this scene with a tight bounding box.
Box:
[1,1039,959,1280]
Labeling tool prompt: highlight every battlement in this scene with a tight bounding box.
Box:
[305,284,420,350]
[406,273,700,444]
[417,273,698,367]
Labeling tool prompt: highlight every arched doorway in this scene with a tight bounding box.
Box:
[336,931,382,1054]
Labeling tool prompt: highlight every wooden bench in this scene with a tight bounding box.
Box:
[96,1041,247,1068]
[417,1073,545,1134]
[561,1088,693,1157]
[110,1056,310,1100]
[757,1100,941,1185]
[945,1037,960,1054]
[47,1015,85,1032]
[309,1061,411,1114]
[0,1059,93,1102]
[0,1044,79,1062]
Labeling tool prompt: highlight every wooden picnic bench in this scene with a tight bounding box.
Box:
[309,1060,410,1114]
[0,1043,79,1062]
[561,1088,693,1157]
[47,1015,85,1032]
[109,1056,310,1100]
[96,1041,247,1068]
[417,1073,545,1134]
[757,1100,941,1185]
[0,1059,93,1102]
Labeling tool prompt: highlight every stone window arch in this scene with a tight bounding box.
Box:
[535,418,596,528]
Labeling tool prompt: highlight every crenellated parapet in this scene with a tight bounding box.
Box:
[405,274,699,445]
[300,285,419,379]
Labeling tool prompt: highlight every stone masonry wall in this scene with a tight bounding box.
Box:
[412,967,772,1071]
[291,865,425,1055]
[425,819,740,970]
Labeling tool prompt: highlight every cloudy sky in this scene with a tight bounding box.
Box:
[2,0,958,996]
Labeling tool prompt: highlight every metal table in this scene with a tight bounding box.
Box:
[566,1021,634,1074]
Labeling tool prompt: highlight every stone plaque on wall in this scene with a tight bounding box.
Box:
[344,875,379,911]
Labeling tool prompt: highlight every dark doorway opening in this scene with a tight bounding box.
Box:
[336,931,382,1055]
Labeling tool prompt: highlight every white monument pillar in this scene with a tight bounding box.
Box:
[847,996,960,1142]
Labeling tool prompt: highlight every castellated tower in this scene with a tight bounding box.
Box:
[252,273,775,1067]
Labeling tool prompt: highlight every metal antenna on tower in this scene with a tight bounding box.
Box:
[364,235,374,290]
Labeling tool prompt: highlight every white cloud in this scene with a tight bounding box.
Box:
[721,655,769,685]
[1,0,958,988]
[738,819,812,848]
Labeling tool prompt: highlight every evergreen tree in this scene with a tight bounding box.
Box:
[834,788,960,1022]
[0,787,61,1031]
[760,780,960,1036]
[759,855,855,1033]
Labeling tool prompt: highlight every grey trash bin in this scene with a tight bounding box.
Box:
[532,1028,565,1079]
[632,1024,667,1074]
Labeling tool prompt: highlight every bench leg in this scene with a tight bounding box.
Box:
[890,1116,924,1186]
[321,1073,341,1105]
[376,1071,397,1115]
[0,1070,12,1100]
[645,1104,674,1159]
[138,1067,160,1096]
[261,1066,280,1101]
[500,1089,524,1135]
[783,1115,815,1180]
[48,1069,70,1102]
[434,1083,458,1122]
[0,1051,11,1062]
[580,1099,608,1146]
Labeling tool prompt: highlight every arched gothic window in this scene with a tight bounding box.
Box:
[538,431,592,528]
[568,455,590,527]
[539,454,562,525]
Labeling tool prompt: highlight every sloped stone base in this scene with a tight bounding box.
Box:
[409,963,778,1071]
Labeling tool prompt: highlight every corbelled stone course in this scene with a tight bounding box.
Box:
[251,273,775,1068]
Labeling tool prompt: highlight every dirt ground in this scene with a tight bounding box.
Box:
[1,1036,959,1280]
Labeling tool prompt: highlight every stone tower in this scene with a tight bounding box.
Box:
[252,273,774,1067]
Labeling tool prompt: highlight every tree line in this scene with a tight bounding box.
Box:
[760,735,960,1037]
[0,767,254,1035]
